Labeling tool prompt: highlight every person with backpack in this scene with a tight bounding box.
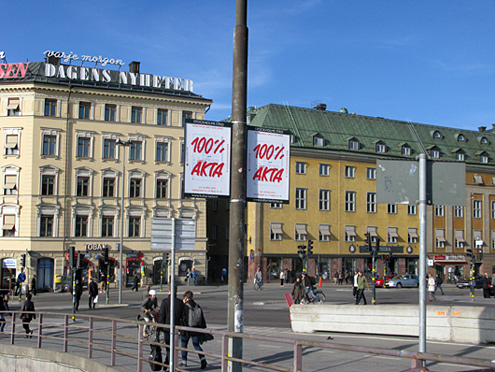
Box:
[301,271,322,304]
[158,285,184,369]
[180,290,207,369]
[434,274,445,295]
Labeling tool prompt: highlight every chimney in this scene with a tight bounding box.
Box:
[45,56,61,66]
[479,126,486,132]
[129,61,140,74]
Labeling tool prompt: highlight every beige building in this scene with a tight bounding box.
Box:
[0,58,212,291]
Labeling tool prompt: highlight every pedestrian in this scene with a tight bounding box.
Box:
[338,271,344,285]
[15,268,26,296]
[352,270,359,300]
[74,279,83,311]
[301,272,322,303]
[434,274,445,295]
[158,285,185,368]
[141,289,158,338]
[20,293,35,338]
[291,276,304,304]
[132,273,139,291]
[0,294,9,332]
[31,275,37,296]
[279,270,285,287]
[345,270,350,285]
[221,267,227,283]
[355,271,369,305]
[191,267,198,286]
[88,278,98,310]
[99,270,106,293]
[482,273,491,298]
[180,290,208,369]
[428,273,436,302]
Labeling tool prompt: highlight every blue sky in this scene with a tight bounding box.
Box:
[3,1,495,131]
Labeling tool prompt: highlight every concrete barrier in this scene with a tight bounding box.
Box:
[290,304,495,344]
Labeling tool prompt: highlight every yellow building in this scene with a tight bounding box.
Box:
[0,57,211,291]
[209,104,495,283]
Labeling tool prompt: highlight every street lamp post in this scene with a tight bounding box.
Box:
[116,140,131,305]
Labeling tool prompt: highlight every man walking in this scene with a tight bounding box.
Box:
[301,272,321,303]
[482,273,491,298]
[355,271,369,305]
[352,270,359,300]
[434,274,445,295]
[180,290,208,369]
[88,278,98,310]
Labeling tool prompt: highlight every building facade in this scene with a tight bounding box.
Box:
[0,58,212,291]
[208,104,495,283]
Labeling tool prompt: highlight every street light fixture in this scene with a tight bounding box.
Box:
[116,139,131,304]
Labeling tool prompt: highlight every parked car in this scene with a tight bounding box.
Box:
[375,274,396,288]
[456,275,484,289]
[384,274,419,288]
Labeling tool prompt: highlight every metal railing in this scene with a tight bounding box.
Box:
[0,310,494,372]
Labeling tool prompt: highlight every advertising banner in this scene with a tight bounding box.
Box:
[246,127,290,203]
[184,119,231,198]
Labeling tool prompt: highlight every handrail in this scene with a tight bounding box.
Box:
[0,310,494,372]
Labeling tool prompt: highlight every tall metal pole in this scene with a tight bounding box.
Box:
[117,140,130,305]
[418,153,427,357]
[228,1,248,371]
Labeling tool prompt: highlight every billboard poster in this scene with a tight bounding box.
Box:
[184,119,232,198]
[246,127,290,203]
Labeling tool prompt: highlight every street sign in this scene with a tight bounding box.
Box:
[151,218,196,251]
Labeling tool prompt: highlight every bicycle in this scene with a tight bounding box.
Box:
[140,309,159,340]
[301,289,325,304]
[254,278,263,291]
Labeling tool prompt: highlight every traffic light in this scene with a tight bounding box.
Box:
[103,247,109,263]
[307,240,314,255]
[298,244,306,258]
[466,248,473,260]
[364,232,372,252]
[20,254,26,268]
[69,246,76,267]
[374,237,380,253]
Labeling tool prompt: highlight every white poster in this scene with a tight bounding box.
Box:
[184,119,231,197]
[246,127,290,202]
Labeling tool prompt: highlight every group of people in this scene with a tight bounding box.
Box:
[140,286,209,370]
[291,272,322,304]
[482,272,495,298]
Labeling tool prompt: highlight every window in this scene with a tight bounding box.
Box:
[2,215,16,236]
[5,134,19,155]
[41,175,55,196]
[105,104,116,121]
[44,99,57,117]
[408,204,417,215]
[492,201,495,219]
[366,168,376,180]
[131,106,143,123]
[270,202,282,209]
[407,228,418,244]
[295,188,307,209]
[313,136,324,146]
[473,200,482,219]
[295,162,306,174]
[367,226,378,243]
[432,131,442,139]
[367,192,376,213]
[270,222,283,240]
[40,215,53,237]
[319,189,330,211]
[76,177,89,196]
[180,142,185,163]
[43,135,57,155]
[129,141,143,161]
[454,205,463,218]
[211,225,218,240]
[102,178,115,197]
[388,227,398,244]
[77,137,91,158]
[454,230,465,249]
[156,142,169,162]
[130,178,142,197]
[345,166,355,178]
[3,174,17,195]
[156,179,168,199]
[457,152,465,161]
[103,139,116,159]
[345,225,356,242]
[435,205,445,217]
[319,224,331,242]
[75,216,88,237]
[401,146,411,156]
[319,164,330,176]
[102,216,114,237]
[182,111,193,126]
[376,143,386,153]
[128,217,141,237]
[7,98,20,116]
[480,137,489,145]
[457,134,465,142]
[431,149,440,159]
[435,229,446,248]
[481,155,489,164]
[349,140,359,150]
[79,102,91,119]
[387,203,397,214]
[295,223,307,241]
[345,191,356,212]
[157,109,168,125]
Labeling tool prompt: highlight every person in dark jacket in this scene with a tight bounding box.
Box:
[131,273,139,291]
[0,294,9,332]
[482,273,491,298]
[74,280,83,312]
[180,290,207,369]
[291,276,304,304]
[20,293,35,337]
[88,278,98,310]
[158,285,185,367]
[31,275,37,296]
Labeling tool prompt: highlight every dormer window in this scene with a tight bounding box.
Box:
[457,152,465,161]
[375,141,386,153]
[481,155,489,164]
[313,135,324,147]
[348,138,359,150]
[432,131,442,139]
[431,150,440,158]
[456,134,465,142]
[480,137,489,145]
[401,145,411,156]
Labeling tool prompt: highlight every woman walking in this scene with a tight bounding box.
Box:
[428,273,436,302]
[20,293,36,337]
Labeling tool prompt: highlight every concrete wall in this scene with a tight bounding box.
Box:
[290,304,495,344]
[0,344,119,372]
